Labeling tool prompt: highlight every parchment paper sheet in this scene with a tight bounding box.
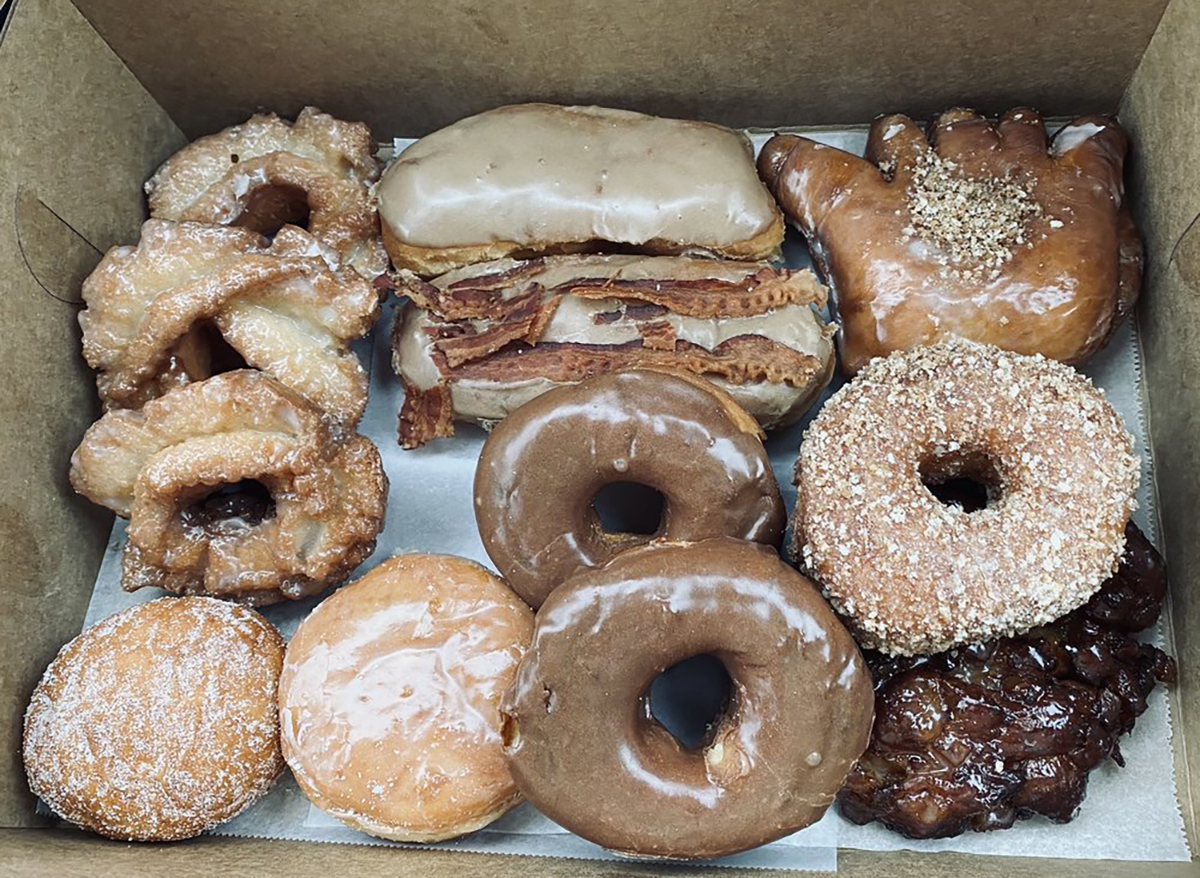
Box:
[61,130,1190,871]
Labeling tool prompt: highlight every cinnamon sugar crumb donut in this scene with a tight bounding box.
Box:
[793,337,1138,656]
[23,597,285,841]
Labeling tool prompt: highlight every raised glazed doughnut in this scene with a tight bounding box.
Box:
[23,597,284,841]
[391,254,834,447]
[501,539,874,859]
[794,338,1139,656]
[377,104,784,276]
[758,109,1142,373]
[474,370,785,607]
[279,554,533,841]
[146,107,387,278]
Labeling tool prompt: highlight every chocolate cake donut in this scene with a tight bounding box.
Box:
[500,539,874,859]
[474,370,785,607]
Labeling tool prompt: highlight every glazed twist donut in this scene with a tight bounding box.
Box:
[80,220,379,424]
[758,109,1142,373]
[70,370,387,604]
[145,106,387,278]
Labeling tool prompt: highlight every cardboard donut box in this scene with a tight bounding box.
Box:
[2,0,1198,874]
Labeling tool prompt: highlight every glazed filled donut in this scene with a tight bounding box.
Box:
[70,370,387,604]
[758,109,1142,373]
[501,538,874,859]
[145,106,387,278]
[391,254,834,447]
[377,104,784,276]
[279,554,533,841]
[80,220,380,423]
[794,338,1139,656]
[23,597,285,841]
[474,370,785,607]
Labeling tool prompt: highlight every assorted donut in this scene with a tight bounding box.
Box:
[473,369,786,607]
[29,100,1178,860]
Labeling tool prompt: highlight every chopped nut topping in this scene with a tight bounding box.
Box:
[903,151,1042,281]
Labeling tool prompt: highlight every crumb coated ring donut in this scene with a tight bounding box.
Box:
[23,597,285,841]
[500,538,874,860]
[279,554,533,842]
[474,369,786,607]
[794,338,1139,656]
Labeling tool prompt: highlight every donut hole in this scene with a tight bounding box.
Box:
[920,449,1001,514]
[591,482,665,537]
[232,184,312,235]
[181,479,276,534]
[648,654,732,750]
[204,324,251,374]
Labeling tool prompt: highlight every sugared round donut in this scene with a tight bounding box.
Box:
[501,538,874,860]
[794,337,1139,656]
[474,370,785,607]
[23,597,285,841]
[278,554,533,842]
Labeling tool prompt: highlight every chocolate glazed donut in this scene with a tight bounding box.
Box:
[473,370,785,607]
[500,539,874,859]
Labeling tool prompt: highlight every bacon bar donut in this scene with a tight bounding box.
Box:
[80,220,380,425]
[794,338,1139,656]
[377,104,785,276]
[146,106,387,278]
[23,597,284,841]
[279,554,533,841]
[70,370,387,605]
[501,539,874,859]
[758,109,1143,374]
[474,370,785,607]
[391,254,834,447]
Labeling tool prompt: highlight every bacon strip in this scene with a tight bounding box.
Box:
[398,381,456,449]
[428,287,562,368]
[557,268,826,318]
[433,335,826,390]
[638,320,678,351]
[389,264,825,325]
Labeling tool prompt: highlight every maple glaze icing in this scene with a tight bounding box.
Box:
[473,370,785,607]
[501,539,873,859]
[377,104,782,258]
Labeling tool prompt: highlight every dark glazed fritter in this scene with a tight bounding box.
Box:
[839,523,1176,838]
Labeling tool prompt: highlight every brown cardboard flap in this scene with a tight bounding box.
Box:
[1120,0,1200,850]
[71,0,1169,139]
[3,829,1198,878]
[0,0,183,828]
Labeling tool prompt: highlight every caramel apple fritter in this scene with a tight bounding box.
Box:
[839,523,1176,838]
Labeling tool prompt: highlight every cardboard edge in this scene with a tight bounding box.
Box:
[2,829,1199,878]
[0,0,184,829]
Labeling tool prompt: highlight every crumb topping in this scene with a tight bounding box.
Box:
[901,151,1043,281]
[793,338,1139,656]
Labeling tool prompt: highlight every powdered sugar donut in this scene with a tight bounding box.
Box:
[793,338,1139,656]
[23,597,285,841]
